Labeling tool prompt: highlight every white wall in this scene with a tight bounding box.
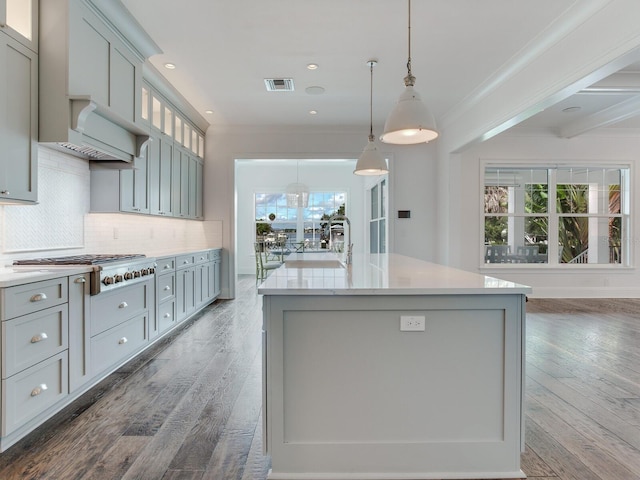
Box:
[204,127,438,296]
[452,128,640,298]
[235,160,367,275]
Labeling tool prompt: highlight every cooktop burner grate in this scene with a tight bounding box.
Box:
[13,254,146,266]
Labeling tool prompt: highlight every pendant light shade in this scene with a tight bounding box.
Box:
[380,0,438,145]
[286,161,309,207]
[354,60,388,176]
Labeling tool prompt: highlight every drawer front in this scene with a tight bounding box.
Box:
[157,257,176,272]
[3,305,69,378]
[91,313,148,376]
[176,253,195,269]
[158,300,176,333]
[90,281,150,337]
[210,249,221,261]
[194,251,209,265]
[3,352,69,436]
[2,278,68,320]
[157,272,175,303]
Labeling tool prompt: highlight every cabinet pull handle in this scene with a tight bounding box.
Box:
[0,190,9,195]
[31,384,48,397]
[74,277,86,284]
[31,333,48,343]
[118,337,128,345]
[118,302,128,309]
[164,285,171,291]
[164,313,171,318]
[30,293,47,302]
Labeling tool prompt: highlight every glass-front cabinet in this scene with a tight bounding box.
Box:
[0,0,38,52]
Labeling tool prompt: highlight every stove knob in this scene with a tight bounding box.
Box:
[140,268,149,276]
[124,272,134,280]
[103,276,115,285]
[132,270,140,278]
[149,267,155,274]
[114,274,124,283]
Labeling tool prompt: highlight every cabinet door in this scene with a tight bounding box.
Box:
[176,268,195,321]
[195,158,204,220]
[172,147,190,218]
[159,137,174,216]
[120,150,150,214]
[0,33,37,202]
[188,155,198,219]
[68,273,90,392]
[213,259,221,299]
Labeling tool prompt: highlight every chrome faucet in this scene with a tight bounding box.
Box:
[329,214,352,265]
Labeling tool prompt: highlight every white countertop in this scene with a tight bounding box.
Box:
[258,253,531,296]
[0,265,95,288]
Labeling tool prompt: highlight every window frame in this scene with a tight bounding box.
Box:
[480,160,632,269]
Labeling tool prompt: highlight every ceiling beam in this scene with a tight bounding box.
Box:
[557,95,640,138]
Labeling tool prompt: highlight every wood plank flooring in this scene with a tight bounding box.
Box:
[0,282,639,479]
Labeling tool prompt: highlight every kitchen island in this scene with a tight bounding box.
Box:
[258,253,531,480]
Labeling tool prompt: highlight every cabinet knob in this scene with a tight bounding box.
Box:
[30,293,47,302]
[118,302,128,309]
[74,277,86,284]
[164,264,171,269]
[31,384,48,397]
[164,313,171,318]
[31,333,48,343]
[164,285,171,291]
[0,190,9,195]
[118,337,128,345]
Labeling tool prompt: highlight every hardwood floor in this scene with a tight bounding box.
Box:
[0,283,639,479]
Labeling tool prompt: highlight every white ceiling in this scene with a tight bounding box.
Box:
[120,0,640,138]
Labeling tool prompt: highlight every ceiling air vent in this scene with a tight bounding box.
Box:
[264,78,295,92]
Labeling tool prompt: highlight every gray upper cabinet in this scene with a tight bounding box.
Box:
[120,148,150,214]
[0,31,37,203]
[0,0,38,53]
[148,134,175,216]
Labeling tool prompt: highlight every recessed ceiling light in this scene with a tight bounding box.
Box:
[309,110,318,115]
[305,86,325,95]
[562,106,581,113]
[164,62,176,70]
[205,110,214,115]
[307,63,319,70]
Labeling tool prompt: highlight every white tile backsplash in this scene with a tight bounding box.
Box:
[0,146,221,265]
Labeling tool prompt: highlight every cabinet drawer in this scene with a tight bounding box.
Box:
[90,282,150,336]
[157,257,176,272]
[2,352,68,436]
[194,251,209,264]
[2,278,68,320]
[158,300,176,333]
[157,272,175,303]
[91,313,148,375]
[2,305,69,378]
[176,253,195,268]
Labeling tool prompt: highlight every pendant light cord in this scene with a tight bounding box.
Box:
[368,62,374,141]
[404,0,416,87]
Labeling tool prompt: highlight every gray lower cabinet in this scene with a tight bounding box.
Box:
[89,280,153,376]
[0,277,69,440]
[0,249,220,451]
[0,31,38,203]
[155,255,176,336]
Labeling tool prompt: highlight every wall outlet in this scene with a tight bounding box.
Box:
[400,315,425,331]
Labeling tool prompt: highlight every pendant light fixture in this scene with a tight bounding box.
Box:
[380,0,438,145]
[286,161,309,208]
[354,60,389,176]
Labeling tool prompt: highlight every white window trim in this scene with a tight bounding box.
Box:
[479,159,633,271]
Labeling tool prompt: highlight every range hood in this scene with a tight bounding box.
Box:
[38,0,161,166]
[42,96,150,165]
